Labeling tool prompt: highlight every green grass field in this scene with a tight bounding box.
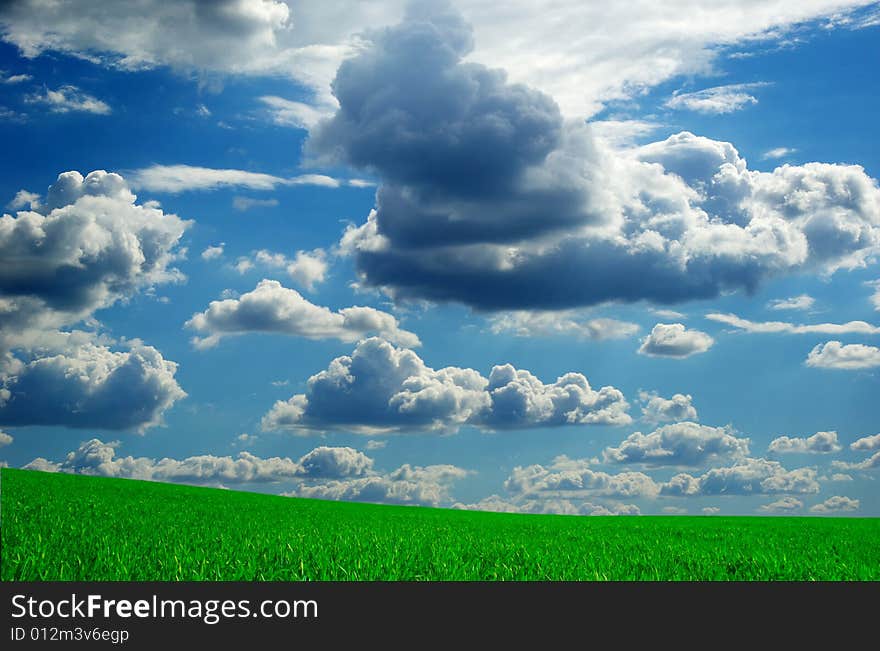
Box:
[2,468,878,581]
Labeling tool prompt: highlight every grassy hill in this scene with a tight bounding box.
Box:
[2,468,878,581]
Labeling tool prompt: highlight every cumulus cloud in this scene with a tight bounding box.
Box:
[488,311,639,340]
[832,451,880,471]
[0,170,188,431]
[638,324,714,358]
[201,244,225,260]
[639,391,698,424]
[665,83,767,114]
[452,494,640,516]
[660,457,820,496]
[759,497,803,512]
[702,506,720,514]
[0,430,11,446]
[603,421,749,467]
[237,249,328,291]
[504,455,659,499]
[0,170,188,333]
[296,446,373,478]
[322,7,880,312]
[285,463,469,507]
[0,334,186,432]
[23,439,374,485]
[128,165,339,194]
[707,313,880,335]
[186,280,419,349]
[768,431,842,454]
[809,495,859,513]
[767,294,814,311]
[805,341,880,369]
[850,433,880,451]
[24,85,111,114]
[6,189,40,210]
[262,337,631,434]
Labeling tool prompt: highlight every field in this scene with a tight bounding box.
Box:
[2,468,878,581]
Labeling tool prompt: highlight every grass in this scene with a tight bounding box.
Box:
[2,468,878,581]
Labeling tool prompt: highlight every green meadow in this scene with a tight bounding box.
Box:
[2,468,877,581]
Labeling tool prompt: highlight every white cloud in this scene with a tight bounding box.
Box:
[0,70,31,84]
[488,311,639,340]
[1,334,186,432]
[5,189,40,210]
[2,0,872,121]
[867,280,880,310]
[767,294,814,311]
[0,106,26,122]
[806,341,880,369]
[639,391,698,424]
[23,439,373,485]
[238,249,328,291]
[262,337,631,434]
[662,506,688,514]
[638,324,714,358]
[259,95,331,130]
[0,430,12,446]
[830,473,853,482]
[661,457,820,496]
[452,494,640,516]
[851,433,880,451]
[24,85,111,114]
[128,164,340,194]
[651,308,687,320]
[762,147,798,160]
[0,170,189,333]
[589,120,662,149]
[285,463,469,507]
[186,280,420,349]
[232,196,279,211]
[832,451,880,471]
[0,170,189,431]
[760,497,803,512]
[768,431,842,454]
[665,83,767,114]
[504,455,660,499]
[365,440,387,450]
[809,495,859,513]
[297,446,373,478]
[201,244,225,261]
[707,312,880,335]
[604,421,749,467]
[701,506,720,514]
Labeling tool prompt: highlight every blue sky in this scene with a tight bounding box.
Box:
[1,0,878,517]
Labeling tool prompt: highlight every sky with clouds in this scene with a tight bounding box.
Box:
[1,0,879,517]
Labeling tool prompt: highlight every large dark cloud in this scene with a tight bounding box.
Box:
[319,5,880,310]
